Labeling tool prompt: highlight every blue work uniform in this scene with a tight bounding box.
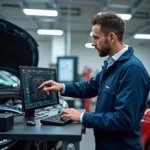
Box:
[61,47,150,150]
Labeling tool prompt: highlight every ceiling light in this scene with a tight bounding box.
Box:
[85,43,94,48]
[134,34,150,39]
[117,14,132,20]
[98,12,132,20]
[37,29,63,35]
[23,9,58,17]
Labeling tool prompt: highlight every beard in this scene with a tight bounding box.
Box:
[97,39,111,57]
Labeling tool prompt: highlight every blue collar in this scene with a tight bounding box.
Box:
[117,46,133,61]
[107,46,130,68]
[102,46,134,70]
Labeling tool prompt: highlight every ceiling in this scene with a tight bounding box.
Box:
[0,0,150,47]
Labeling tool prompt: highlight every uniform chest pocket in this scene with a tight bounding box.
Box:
[100,84,117,111]
[103,84,117,94]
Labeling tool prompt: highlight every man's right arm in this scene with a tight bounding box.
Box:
[38,72,101,98]
[61,72,101,98]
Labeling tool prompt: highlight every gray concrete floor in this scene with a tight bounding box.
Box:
[80,128,95,150]
[80,102,96,150]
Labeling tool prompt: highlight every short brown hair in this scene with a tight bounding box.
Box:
[90,11,125,42]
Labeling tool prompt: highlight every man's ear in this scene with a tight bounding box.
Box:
[109,33,115,43]
[107,35,112,43]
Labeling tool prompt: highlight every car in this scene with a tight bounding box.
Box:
[0,18,68,150]
[140,99,150,150]
[0,71,20,150]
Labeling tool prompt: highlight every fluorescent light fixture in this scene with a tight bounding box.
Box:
[117,14,132,20]
[85,43,94,48]
[23,9,58,17]
[134,34,150,39]
[37,29,63,35]
[98,12,132,20]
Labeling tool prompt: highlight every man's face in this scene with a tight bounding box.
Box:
[91,24,112,57]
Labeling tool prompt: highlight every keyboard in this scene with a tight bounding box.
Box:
[40,114,73,125]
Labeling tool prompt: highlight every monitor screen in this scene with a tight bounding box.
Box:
[19,66,59,113]
[57,57,78,83]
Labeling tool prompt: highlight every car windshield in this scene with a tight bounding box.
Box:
[0,71,19,87]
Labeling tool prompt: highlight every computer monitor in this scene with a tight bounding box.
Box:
[57,57,78,83]
[19,66,59,118]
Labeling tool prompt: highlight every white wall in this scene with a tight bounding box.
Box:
[71,33,106,76]
[71,43,105,76]
[134,46,150,74]
[38,42,52,68]
[37,34,150,76]
[71,44,150,76]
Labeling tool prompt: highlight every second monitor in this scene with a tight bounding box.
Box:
[57,56,78,83]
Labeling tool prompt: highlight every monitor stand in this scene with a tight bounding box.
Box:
[24,110,35,120]
[24,109,48,120]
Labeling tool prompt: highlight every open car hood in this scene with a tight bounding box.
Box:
[0,18,39,77]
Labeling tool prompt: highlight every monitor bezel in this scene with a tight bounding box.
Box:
[57,56,78,83]
[19,66,59,112]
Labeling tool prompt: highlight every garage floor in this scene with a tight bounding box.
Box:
[80,102,95,150]
[80,128,95,150]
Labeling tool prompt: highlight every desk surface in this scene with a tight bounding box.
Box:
[0,110,83,142]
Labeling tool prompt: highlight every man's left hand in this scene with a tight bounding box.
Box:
[60,108,81,121]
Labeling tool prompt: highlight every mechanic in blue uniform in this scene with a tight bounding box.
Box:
[38,11,150,150]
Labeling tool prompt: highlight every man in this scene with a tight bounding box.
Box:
[38,12,150,150]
